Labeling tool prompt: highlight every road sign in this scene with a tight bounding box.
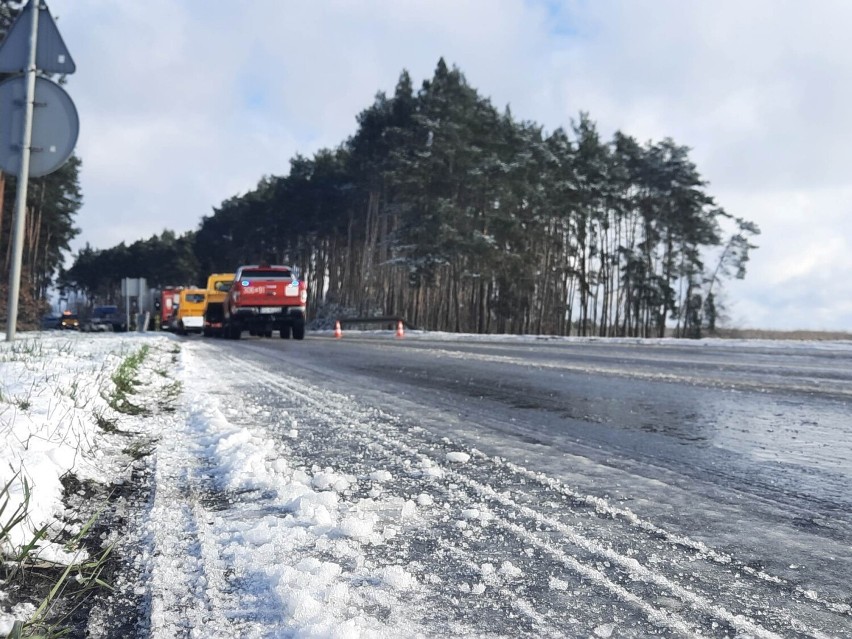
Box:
[0,1,76,74]
[0,75,79,177]
[3,0,78,341]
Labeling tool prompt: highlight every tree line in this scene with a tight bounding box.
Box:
[64,59,759,337]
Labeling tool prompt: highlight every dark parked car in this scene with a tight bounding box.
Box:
[85,305,127,332]
[41,315,61,330]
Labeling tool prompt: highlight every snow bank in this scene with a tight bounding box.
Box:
[0,332,177,634]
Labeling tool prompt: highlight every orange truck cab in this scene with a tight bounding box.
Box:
[202,273,234,337]
[173,288,207,335]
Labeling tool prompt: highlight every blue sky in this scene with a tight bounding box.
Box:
[41,0,852,331]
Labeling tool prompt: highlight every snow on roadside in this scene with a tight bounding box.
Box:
[139,342,430,637]
[0,331,179,635]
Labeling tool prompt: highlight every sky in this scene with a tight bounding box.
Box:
[34,0,852,332]
[3,331,850,636]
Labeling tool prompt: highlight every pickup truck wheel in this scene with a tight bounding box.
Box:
[292,322,305,340]
[279,325,291,339]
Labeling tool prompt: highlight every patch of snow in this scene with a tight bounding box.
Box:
[446,451,470,463]
[369,469,393,482]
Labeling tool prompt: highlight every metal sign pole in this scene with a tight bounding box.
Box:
[4,0,39,341]
[124,278,131,333]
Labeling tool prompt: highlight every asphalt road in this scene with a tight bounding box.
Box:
[181,333,852,637]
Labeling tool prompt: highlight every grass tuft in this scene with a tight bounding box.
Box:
[1,473,33,559]
[2,475,120,638]
[105,346,150,416]
[91,409,119,434]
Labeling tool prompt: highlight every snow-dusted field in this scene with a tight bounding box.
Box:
[2,331,851,637]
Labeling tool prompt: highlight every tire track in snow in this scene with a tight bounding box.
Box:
[219,361,698,636]
[214,351,622,637]
[211,353,571,637]
[493,455,852,619]
[437,540,570,639]
[147,436,233,636]
[206,345,846,638]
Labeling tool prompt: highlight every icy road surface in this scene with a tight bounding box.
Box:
[103,334,852,638]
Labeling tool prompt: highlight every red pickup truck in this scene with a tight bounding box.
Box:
[223,264,308,340]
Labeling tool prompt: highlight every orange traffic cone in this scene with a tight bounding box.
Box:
[334,320,342,338]
[396,320,405,338]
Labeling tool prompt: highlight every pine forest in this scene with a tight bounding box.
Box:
[61,60,760,338]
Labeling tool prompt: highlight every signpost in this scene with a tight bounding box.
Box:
[1,0,77,341]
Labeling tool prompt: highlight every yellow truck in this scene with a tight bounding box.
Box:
[201,273,235,337]
[173,288,207,335]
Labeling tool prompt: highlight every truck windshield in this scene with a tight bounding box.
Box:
[184,294,205,303]
[214,281,232,292]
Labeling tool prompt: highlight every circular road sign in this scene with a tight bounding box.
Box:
[0,75,79,178]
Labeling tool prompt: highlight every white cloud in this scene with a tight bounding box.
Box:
[720,186,852,330]
[41,0,852,331]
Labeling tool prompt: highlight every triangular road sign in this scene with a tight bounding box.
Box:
[0,1,76,74]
